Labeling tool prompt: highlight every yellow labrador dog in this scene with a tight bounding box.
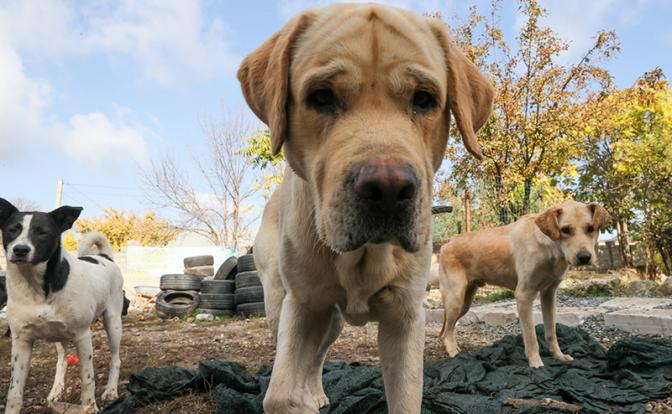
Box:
[237,4,493,413]
[437,200,611,368]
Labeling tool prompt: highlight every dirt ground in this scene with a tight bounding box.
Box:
[1,310,670,413]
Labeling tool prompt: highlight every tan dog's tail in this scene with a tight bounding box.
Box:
[77,231,114,260]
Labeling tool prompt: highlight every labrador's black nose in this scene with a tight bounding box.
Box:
[576,251,592,265]
[353,158,418,213]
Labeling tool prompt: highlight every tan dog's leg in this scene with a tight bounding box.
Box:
[262,270,286,342]
[515,288,543,368]
[378,308,425,414]
[47,341,68,402]
[264,296,338,414]
[307,307,344,407]
[540,285,573,362]
[439,268,467,357]
[6,337,33,414]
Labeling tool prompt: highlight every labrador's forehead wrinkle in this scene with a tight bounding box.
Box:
[294,5,441,75]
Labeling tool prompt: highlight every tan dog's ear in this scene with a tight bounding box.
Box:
[428,19,495,160]
[588,203,612,230]
[535,207,563,241]
[237,12,315,156]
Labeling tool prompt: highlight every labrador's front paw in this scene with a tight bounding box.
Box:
[527,354,544,368]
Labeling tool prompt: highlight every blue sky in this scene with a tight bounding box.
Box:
[1,0,671,227]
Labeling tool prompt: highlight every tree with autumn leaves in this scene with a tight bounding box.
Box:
[63,208,177,252]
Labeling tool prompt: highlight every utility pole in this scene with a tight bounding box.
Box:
[55,178,64,208]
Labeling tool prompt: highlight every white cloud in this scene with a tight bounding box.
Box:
[60,112,149,169]
[0,0,237,169]
[0,2,160,167]
[81,1,238,84]
[0,0,238,85]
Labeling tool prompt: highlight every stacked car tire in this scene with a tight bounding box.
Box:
[156,273,201,318]
[234,254,265,317]
[183,255,215,278]
[154,254,265,318]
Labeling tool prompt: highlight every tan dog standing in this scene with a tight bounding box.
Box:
[438,200,612,368]
[237,4,493,413]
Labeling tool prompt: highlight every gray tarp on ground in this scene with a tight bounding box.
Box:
[102,324,672,414]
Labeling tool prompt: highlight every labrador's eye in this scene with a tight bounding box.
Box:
[307,88,337,113]
[586,225,594,233]
[561,227,572,235]
[411,91,437,112]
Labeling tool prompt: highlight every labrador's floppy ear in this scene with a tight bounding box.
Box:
[588,203,612,230]
[535,207,563,241]
[428,19,494,160]
[237,11,316,156]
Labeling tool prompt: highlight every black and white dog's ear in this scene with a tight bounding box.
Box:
[50,206,83,232]
[0,198,19,226]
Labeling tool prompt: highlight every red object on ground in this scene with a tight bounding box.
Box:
[66,355,79,366]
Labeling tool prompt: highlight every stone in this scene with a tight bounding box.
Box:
[620,280,659,296]
[483,310,518,326]
[532,307,602,327]
[604,309,672,336]
[600,297,672,310]
[196,313,215,321]
[425,308,444,324]
[657,276,672,296]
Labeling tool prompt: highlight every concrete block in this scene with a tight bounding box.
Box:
[425,308,444,324]
[532,307,602,327]
[604,309,672,336]
[600,297,672,310]
[483,310,518,326]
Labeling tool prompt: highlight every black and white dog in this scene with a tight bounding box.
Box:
[0,198,125,414]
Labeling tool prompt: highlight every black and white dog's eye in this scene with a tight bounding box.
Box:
[307,88,337,113]
[412,91,437,112]
[561,227,572,235]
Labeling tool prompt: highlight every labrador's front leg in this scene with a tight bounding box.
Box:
[263,294,338,414]
[378,305,425,414]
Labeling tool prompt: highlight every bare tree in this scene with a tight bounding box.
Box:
[143,111,259,249]
[11,198,41,211]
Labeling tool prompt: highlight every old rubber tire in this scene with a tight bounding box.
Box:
[183,255,214,268]
[155,290,199,318]
[235,286,264,305]
[160,274,201,291]
[198,308,235,317]
[201,280,235,294]
[199,293,235,310]
[235,271,262,289]
[214,256,238,280]
[184,265,214,277]
[237,302,265,317]
[237,254,256,272]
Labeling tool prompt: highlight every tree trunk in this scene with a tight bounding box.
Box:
[616,219,633,267]
[522,177,532,216]
[463,188,472,233]
[494,175,509,225]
